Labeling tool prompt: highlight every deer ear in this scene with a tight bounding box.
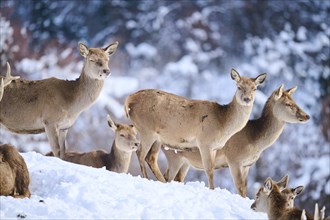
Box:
[78,42,89,58]
[274,84,284,100]
[264,177,273,192]
[286,86,297,95]
[277,175,289,190]
[293,186,304,196]
[231,68,241,83]
[255,73,267,86]
[107,115,117,131]
[104,41,119,57]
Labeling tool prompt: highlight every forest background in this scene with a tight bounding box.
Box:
[0,0,329,215]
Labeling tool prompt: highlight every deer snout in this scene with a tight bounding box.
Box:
[132,142,139,150]
[243,97,251,103]
[103,69,111,76]
[297,111,310,122]
[250,202,256,211]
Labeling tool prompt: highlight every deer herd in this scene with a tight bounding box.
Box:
[0,41,327,219]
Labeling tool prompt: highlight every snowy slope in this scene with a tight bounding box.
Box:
[0,152,267,219]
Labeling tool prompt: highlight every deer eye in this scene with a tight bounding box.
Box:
[238,87,242,90]
[285,103,293,108]
[120,134,125,137]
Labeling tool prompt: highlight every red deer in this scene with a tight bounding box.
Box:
[161,84,309,194]
[263,177,313,220]
[0,144,31,198]
[0,41,119,158]
[59,115,139,173]
[251,175,304,213]
[125,69,266,189]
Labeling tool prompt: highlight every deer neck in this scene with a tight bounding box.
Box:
[222,94,253,133]
[72,68,104,111]
[107,141,132,173]
[267,190,287,220]
[252,100,286,151]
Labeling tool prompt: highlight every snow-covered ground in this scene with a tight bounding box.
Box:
[0,151,267,219]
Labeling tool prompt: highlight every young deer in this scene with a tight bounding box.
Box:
[62,115,139,173]
[0,144,31,198]
[251,175,304,213]
[263,177,314,220]
[125,69,266,189]
[0,41,119,158]
[162,84,309,194]
[0,62,20,101]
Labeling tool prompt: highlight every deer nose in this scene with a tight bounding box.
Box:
[243,97,251,103]
[103,69,111,75]
[250,203,256,210]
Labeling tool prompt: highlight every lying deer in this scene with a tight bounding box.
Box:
[60,115,139,173]
[263,177,314,220]
[125,69,266,189]
[251,175,304,213]
[161,84,309,194]
[0,62,20,101]
[0,144,31,198]
[0,41,119,158]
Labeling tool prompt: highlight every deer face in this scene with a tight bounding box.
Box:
[79,42,118,80]
[231,69,267,106]
[281,186,304,208]
[272,85,310,123]
[251,175,289,212]
[115,124,140,152]
[107,115,139,152]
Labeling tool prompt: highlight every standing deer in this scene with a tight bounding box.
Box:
[0,41,119,158]
[0,62,20,101]
[263,177,314,220]
[251,175,304,213]
[62,115,139,173]
[125,69,266,189]
[161,84,309,195]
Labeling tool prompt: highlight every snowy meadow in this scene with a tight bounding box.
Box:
[1,152,267,219]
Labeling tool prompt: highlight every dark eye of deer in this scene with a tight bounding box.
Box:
[120,134,125,137]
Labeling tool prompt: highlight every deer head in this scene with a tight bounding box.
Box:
[231,69,267,106]
[79,41,119,80]
[107,115,139,152]
[272,84,310,123]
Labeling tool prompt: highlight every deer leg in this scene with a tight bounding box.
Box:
[59,129,68,157]
[229,163,246,197]
[136,135,156,179]
[199,147,216,189]
[163,150,185,182]
[145,141,166,182]
[241,166,250,197]
[44,123,61,158]
[174,163,190,182]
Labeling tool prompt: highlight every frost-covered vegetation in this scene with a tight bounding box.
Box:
[0,0,329,216]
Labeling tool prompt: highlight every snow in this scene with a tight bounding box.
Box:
[0,152,267,219]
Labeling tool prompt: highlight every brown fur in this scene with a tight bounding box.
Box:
[125,69,266,189]
[162,84,309,194]
[0,42,119,158]
[0,144,31,198]
[251,175,304,213]
[264,177,313,220]
[50,115,139,173]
